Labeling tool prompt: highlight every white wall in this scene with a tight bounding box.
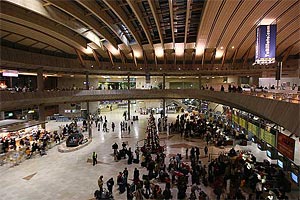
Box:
[259,77,299,89]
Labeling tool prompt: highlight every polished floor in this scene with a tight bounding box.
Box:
[0,108,298,200]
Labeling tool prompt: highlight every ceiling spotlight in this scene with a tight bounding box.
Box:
[118,67,121,69]
[197,68,199,70]
[247,76,250,78]
[212,76,215,79]
[160,68,162,70]
[220,46,224,50]
[178,68,181,70]
[70,75,74,77]
[231,46,235,49]
[216,67,218,70]
[140,67,142,70]
[91,65,93,68]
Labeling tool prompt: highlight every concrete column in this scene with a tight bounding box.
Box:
[85,72,92,138]
[162,99,166,117]
[198,74,202,89]
[37,68,44,91]
[162,73,166,89]
[0,111,5,120]
[127,73,130,120]
[38,105,46,129]
[128,100,131,120]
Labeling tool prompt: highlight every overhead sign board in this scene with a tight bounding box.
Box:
[255,24,277,65]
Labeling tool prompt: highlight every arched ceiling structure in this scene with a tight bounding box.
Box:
[0,0,299,72]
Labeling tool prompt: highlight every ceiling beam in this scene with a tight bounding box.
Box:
[92,49,101,68]
[211,48,217,68]
[168,0,175,46]
[75,48,85,68]
[221,48,228,68]
[147,0,164,45]
[281,44,295,62]
[119,50,126,64]
[143,50,148,68]
[106,49,115,67]
[46,0,118,49]
[184,0,192,49]
[202,49,206,69]
[232,48,238,69]
[76,0,130,47]
[131,50,138,68]
[102,0,143,47]
[126,0,153,47]
[1,32,11,39]
[243,47,251,68]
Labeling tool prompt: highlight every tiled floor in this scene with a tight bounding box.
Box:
[0,108,299,200]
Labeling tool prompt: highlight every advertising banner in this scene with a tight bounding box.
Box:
[277,133,295,161]
[255,24,277,65]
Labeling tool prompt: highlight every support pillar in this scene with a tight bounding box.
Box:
[37,68,44,92]
[38,105,46,129]
[162,73,166,89]
[198,74,202,89]
[127,73,130,120]
[85,72,92,138]
[162,73,166,117]
[0,111,5,120]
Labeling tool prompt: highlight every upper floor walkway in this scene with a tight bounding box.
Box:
[0,89,299,136]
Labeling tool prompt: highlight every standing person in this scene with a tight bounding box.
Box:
[106,177,114,196]
[135,147,140,161]
[98,176,104,194]
[186,148,189,159]
[204,146,208,157]
[92,152,98,166]
[123,167,129,184]
[128,125,131,134]
[112,122,115,132]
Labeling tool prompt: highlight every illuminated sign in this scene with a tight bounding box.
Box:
[255,24,277,65]
[2,70,19,77]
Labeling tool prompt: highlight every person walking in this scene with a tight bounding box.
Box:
[204,146,208,157]
[112,122,115,132]
[98,175,104,194]
[92,152,97,166]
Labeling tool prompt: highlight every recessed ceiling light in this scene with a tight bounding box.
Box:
[232,46,234,49]
[220,46,224,50]
[212,76,215,78]
[160,68,162,70]
[140,67,142,70]
[247,76,250,77]
[197,68,199,70]
[70,75,74,77]
[118,67,121,69]
[178,68,181,70]
[216,67,218,70]
[91,65,93,68]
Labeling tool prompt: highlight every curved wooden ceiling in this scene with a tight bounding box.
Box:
[0,0,299,67]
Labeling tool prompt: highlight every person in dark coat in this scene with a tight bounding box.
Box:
[106,177,114,195]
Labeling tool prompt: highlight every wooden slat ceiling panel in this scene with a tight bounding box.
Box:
[0,19,74,54]
[31,43,48,49]
[290,41,300,55]
[277,29,300,55]
[195,0,222,60]
[4,34,24,42]
[0,30,10,37]
[237,0,297,58]
[45,46,58,52]
[18,38,36,46]
[277,21,299,45]
[207,0,239,48]
[227,1,277,61]
[219,0,256,52]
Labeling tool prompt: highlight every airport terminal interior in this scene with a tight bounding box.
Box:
[0,0,299,200]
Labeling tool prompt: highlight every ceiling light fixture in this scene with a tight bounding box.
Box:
[220,46,224,50]
[232,46,235,49]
